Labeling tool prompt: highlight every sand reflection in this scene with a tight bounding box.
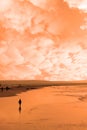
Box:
[0,86,87,130]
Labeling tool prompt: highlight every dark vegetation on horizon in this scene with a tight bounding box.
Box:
[0,80,87,97]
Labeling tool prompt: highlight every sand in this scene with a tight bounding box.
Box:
[0,85,87,130]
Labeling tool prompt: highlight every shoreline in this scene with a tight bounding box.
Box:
[0,80,87,87]
[0,80,87,98]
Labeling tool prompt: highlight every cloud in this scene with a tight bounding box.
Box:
[0,0,13,12]
[0,0,87,80]
[64,0,87,12]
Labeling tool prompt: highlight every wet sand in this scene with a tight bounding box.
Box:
[0,85,87,130]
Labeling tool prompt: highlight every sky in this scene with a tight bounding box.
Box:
[0,0,87,81]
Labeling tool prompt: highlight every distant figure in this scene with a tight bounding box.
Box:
[18,99,22,106]
[18,99,22,114]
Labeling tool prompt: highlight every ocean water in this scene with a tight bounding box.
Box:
[0,86,87,130]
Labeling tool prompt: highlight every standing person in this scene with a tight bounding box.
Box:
[18,99,22,113]
[18,99,22,106]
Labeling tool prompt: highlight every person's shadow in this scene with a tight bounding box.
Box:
[19,105,22,113]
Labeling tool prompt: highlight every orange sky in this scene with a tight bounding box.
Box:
[0,0,87,80]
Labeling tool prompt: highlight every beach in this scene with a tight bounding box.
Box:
[0,84,87,130]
